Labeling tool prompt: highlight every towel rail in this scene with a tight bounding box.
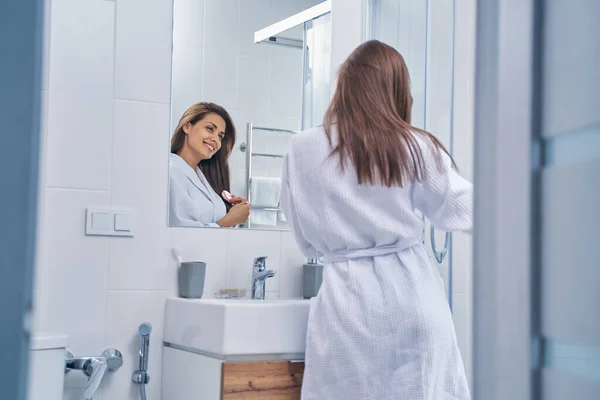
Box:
[243,122,291,228]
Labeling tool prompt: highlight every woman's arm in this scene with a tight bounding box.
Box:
[169,173,221,228]
[411,143,473,234]
[216,203,250,227]
[280,155,319,257]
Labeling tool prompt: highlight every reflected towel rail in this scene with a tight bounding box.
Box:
[251,206,281,211]
[253,126,298,134]
[251,152,285,158]
[244,122,292,228]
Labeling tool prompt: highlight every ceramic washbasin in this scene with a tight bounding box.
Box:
[163,298,311,356]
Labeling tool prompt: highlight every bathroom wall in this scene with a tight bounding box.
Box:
[171,0,322,201]
[32,1,315,399]
[32,0,478,399]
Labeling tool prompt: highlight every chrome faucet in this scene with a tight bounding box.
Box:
[65,348,123,400]
[251,256,276,300]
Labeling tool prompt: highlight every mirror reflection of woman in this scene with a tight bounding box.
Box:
[169,102,250,227]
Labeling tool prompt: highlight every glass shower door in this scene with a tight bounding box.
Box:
[368,0,456,304]
[302,12,332,129]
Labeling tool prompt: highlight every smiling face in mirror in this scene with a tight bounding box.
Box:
[170,102,252,229]
[178,113,226,167]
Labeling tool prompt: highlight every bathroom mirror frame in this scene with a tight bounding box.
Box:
[167,0,332,232]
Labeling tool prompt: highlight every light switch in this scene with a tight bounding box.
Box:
[114,213,132,232]
[86,207,135,237]
[91,212,110,230]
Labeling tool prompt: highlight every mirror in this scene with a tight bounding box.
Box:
[168,0,332,230]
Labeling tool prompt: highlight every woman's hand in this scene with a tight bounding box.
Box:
[229,194,248,205]
[229,202,250,223]
[217,202,250,227]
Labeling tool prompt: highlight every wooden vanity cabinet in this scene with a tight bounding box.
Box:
[221,360,305,399]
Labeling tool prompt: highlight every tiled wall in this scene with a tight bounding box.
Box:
[32,0,480,398]
[171,0,322,204]
[33,1,309,399]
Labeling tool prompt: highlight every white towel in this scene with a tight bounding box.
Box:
[249,177,281,226]
[278,209,287,223]
[250,177,281,207]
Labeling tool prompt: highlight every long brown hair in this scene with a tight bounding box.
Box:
[324,40,454,187]
[171,102,236,208]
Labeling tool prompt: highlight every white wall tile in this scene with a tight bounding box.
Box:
[266,131,292,155]
[278,231,306,298]
[35,189,109,390]
[266,114,302,132]
[265,290,280,300]
[45,91,114,191]
[270,0,322,22]
[108,100,171,290]
[238,0,271,59]
[227,110,249,171]
[268,46,303,119]
[171,227,229,298]
[115,0,173,103]
[252,131,272,154]
[230,169,247,199]
[45,0,115,190]
[173,0,204,51]
[103,290,167,400]
[47,0,115,96]
[238,56,270,125]
[251,157,269,177]
[171,47,204,131]
[202,0,239,109]
[225,230,281,293]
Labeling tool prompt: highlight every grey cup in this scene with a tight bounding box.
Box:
[303,263,323,299]
[179,261,206,298]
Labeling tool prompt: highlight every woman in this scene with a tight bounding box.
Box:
[280,40,473,399]
[169,102,250,227]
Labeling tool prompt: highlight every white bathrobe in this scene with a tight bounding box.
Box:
[280,126,472,400]
[169,153,226,228]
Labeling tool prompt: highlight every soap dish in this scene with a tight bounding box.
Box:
[215,288,248,299]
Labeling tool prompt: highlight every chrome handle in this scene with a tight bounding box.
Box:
[65,348,123,399]
[253,256,267,272]
[430,225,450,264]
[83,358,107,400]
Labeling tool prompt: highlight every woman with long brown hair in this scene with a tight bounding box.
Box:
[169,102,250,227]
[281,40,473,399]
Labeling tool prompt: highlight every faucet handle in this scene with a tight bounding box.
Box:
[101,348,123,371]
[83,358,107,400]
[253,256,267,271]
[65,348,122,399]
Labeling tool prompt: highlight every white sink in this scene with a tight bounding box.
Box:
[163,298,311,356]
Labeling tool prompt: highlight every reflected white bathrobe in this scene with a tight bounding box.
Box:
[169,153,226,228]
[280,126,472,400]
